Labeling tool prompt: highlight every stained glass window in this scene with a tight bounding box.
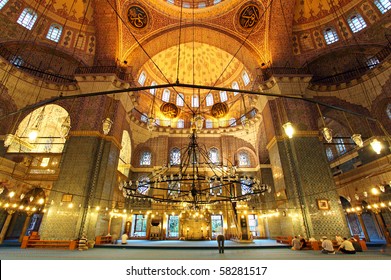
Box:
[0,0,8,10]
[238,151,250,166]
[17,8,38,30]
[209,148,219,164]
[206,93,214,106]
[176,93,184,106]
[170,148,181,165]
[347,14,367,33]
[162,89,170,102]
[140,151,151,165]
[219,91,228,102]
[138,71,146,85]
[323,27,339,45]
[46,24,63,42]
[374,0,391,13]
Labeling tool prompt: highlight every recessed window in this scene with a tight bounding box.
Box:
[138,71,146,85]
[206,93,214,106]
[366,56,380,69]
[46,24,63,42]
[238,151,250,166]
[162,89,170,102]
[323,27,339,45]
[150,81,157,95]
[232,81,240,96]
[347,13,367,33]
[10,55,23,67]
[0,0,8,10]
[374,0,391,14]
[219,91,228,102]
[192,95,199,107]
[167,0,174,4]
[140,151,151,165]
[17,8,38,30]
[214,0,221,4]
[209,148,219,164]
[386,103,391,119]
[140,114,148,123]
[176,93,184,106]
[229,117,236,127]
[183,2,190,8]
[242,71,250,86]
[335,138,346,155]
[205,119,213,128]
[198,2,206,8]
[170,148,181,165]
[177,119,184,128]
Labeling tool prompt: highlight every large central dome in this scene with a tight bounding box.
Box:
[142,42,245,87]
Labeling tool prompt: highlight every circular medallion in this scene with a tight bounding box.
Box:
[128,5,148,29]
[160,103,179,118]
[211,102,228,118]
[238,4,260,29]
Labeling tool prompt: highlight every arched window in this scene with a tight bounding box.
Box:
[347,13,367,33]
[323,27,339,45]
[242,71,250,86]
[138,71,146,85]
[177,119,184,128]
[229,117,236,127]
[140,151,151,165]
[326,147,334,161]
[168,182,180,196]
[118,131,131,176]
[0,0,9,10]
[232,81,240,96]
[170,148,181,165]
[335,138,346,155]
[192,95,199,107]
[17,8,38,30]
[206,93,214,106]
[167,0,174,4]
[150,81,157,95]
[176,93,184,106]
[205,119,213,128]
[374,0,391,14]
[46,24,63,42]
[210,181,222,195]
[238,151,250,167]
[209,148,219,164]
[214,0,221,4]
[137,176,150,195]
[162,89,170,102]
[219,91,228,102]
[9,105,68,153]
[183,2,190,8]
[386,103,391,119]
[241,179,253,195]
[198,2,206,8]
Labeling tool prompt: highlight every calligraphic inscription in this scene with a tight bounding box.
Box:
[128,6,148,29]
[239,5,260,29]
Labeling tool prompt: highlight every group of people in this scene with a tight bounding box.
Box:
[321,235,362,254]
[291,235,363,254]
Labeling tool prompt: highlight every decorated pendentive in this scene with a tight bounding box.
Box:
[127,5,148,29]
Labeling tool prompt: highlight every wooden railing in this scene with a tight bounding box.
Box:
[21,235,77,250]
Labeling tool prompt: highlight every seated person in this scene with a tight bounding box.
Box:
[291,236,301,250]
[350,237,363,252]
[321,236,335,254]
[300,237,307,250]
[335,235,344,245]
[338,237,356,254]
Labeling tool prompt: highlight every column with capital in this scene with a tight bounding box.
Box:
[0,210,15,244]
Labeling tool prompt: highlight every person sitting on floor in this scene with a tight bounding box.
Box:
[350,237,363,252]
[321,236,335,254]
[335,235,344,246]
[291,236,301,250]
[338,237,356,254]
[300,237,307,250]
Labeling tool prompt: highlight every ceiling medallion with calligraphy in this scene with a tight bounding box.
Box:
[238,4,260,30]
[128,5,148,29]
[160,103,179,118]
[211,102,228,118]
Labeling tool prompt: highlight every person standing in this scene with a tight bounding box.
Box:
[217,234,225,254]
[121,232,128,245]
[321,236,335,254]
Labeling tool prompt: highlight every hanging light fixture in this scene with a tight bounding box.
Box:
[102,117,113,135]
[282,122,294,138]
[351,134,364,148]
[370,138,382,154]
[316,104,333,143]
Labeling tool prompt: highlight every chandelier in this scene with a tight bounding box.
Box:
[120,127,269,210]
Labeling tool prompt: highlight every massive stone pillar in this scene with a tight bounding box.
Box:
[263,97,350,239]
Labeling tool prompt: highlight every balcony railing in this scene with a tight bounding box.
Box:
[75,66,133,82]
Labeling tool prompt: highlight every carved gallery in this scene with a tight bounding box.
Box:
[0,0,391,255]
